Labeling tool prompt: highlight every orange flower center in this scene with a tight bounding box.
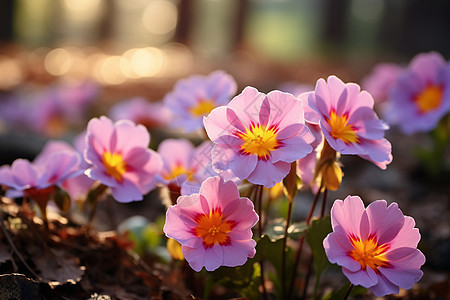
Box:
[102,151,126,181]
[237,123,280,160]
[193,209,236,248]
[327,111,359,144]
[163,164,195,182]
[415,85,443,113]
[348,234,391,271]
[189,99,216,117]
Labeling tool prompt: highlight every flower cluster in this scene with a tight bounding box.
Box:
[0,61,432,298]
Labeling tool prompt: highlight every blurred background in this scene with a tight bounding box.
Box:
[1,0,449,95]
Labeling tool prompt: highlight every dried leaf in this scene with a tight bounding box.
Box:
[31,247,85,285]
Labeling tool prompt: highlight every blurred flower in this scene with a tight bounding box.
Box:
[204,86,315,188]
[0,141,82,198]
[157,139,237,196]
[0,141,82,218]
[32,80,99,137]
[164,70,237,132]
[296,150,319,193]
[361,63,404,104]
[84,116,163,202]
[109,97,172,128]
[386,52,450,134]
[308,75,392,170]
[323,195,425,297]
[158,139,199,186]
[59,134,95,202]
[163,176,258,272]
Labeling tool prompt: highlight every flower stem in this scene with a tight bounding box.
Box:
[302,187,329,299]
[255,184,268,300]
[281,192,294,299]
[343,283,354,300]
[288,182,323,298]
[86,182,108,226]
[255,184,264,237]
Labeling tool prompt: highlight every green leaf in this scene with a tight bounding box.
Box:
[205,236,270,300]
[265,218,308,241]
[306,216,333,299]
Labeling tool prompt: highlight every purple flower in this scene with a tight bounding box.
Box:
[361,63,404,104]
[84,116,163,202]
[164,70,237,132]
[323,195,425,297]
[308,75,392,169]
[204,86,315,188]
[0,141,82,200]
[109,97,172,128]
[157,139,237,195]
[386,52,450,134]
[163,176,258,271]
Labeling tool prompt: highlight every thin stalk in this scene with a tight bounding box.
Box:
[287,182,323,299]
[254,184,268,300]
[301,254,314,300]
[255,184,264,237]
[281,192,294,299]
[319,188,328,218]
[302,187,329,300]
[343,283,354,300]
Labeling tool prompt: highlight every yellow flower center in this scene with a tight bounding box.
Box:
[189,99,216,117]
[415,85,443,113]
[238,124,280,160]
[163,165,195,182]
[102,151,126,181]
[193,209,236,248]
[327,111,359,144]
[348,234,391,271]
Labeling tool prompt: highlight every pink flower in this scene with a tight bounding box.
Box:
[204,86,315,188]
[163,176,258,271]
[157,139,201,186]
[109,97,172,128]
[361,63,404,104]
[323,195,425,297]
[0,141,82,200]
[386,52,450,134]
[157,139,237,195]
[84,116,163,202]
[32,80,100,137]
[164,70,237,132]
[60,134,96,201]
[308,75,392,169]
